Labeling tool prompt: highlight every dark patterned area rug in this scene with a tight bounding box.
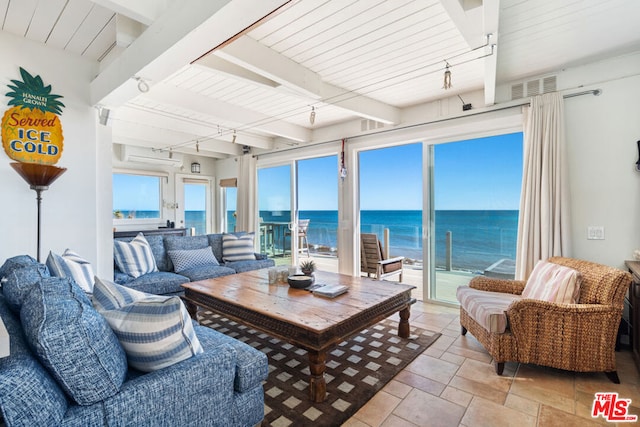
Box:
[198,310,440,427]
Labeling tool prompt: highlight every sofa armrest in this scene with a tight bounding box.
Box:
[103,344,238,426]
[378,256,404,265]
[507,300,621,369]
[469,276,525,295]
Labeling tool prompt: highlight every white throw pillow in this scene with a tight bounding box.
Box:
[522,260,581,304]
[46,249,95,293]
[113,233,158,278]
[92,277,203,372]
[222,233,256,262]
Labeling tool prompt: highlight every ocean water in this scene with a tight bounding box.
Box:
[257,210,518,272]
[117,209,518,272]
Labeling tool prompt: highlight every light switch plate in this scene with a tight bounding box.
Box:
[587,226,605,240]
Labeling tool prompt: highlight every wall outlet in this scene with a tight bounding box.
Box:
[587,226,605,240]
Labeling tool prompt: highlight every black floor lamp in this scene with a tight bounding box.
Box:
[10,162,67,262]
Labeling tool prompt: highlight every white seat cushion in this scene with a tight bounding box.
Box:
[522,260,581,304]
[456,286,522,333]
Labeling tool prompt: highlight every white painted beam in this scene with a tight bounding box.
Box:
[113,104,274,149]
[483,0,499,106]
[91,0,173,26]
[213,35,400,124]
[91,0,290,107]
[440,0,485,48]
[112,126,242,157]
[143,82,310,143]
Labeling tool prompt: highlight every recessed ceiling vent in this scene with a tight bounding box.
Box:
[511,75,557,100]
[361,119,385,132]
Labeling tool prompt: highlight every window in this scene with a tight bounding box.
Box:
[113,173,162,220]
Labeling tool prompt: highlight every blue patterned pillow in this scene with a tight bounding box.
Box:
[222,233,256,262]
[20,277,127,405]
[2,264,50,312]
[0,255,37,281]
[113,233,158,278]
[92,277,203,372]
[46,249,94,293]
[167,247,219,272]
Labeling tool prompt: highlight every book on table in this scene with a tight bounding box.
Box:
[312,284,348,298]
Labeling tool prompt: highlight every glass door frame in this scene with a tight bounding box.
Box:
[175,173,214,235]
[257,160,301,266]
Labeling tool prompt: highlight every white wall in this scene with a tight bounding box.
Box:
[564,73,640,269]
[0,33,108,273]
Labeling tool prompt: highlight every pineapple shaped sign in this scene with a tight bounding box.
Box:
[1,67,65,165]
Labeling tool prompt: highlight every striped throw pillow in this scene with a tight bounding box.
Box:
[113,233,158,278]
[92,277,203,372]
[222,233,256,262]
[46,249,95,293]
[168,247,219,273]
[522,260,581,304]
[92,276,150,311]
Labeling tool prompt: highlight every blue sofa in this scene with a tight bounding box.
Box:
[0,256,268,427]
[114,233,275,296]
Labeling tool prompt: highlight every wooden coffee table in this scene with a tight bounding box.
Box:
[182,269,416,402]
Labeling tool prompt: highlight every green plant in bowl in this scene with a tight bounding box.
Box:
[300,260,316,275]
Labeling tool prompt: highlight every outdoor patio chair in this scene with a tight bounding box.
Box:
[456,256,631,383]
[284,219,311,257]
[360,233,404,281]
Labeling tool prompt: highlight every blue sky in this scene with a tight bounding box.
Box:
[258,132,523,211]
[115,132,523,212]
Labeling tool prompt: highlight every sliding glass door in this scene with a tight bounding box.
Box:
[258,165,292,260]
[430,133,523,303]
[359,143,423,298]
[297,155,339,272]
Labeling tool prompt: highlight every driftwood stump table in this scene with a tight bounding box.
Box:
[182,269,416,403]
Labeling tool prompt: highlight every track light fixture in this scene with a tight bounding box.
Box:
[196,140,200,152]
[443,62,452,90]
[231,130,237,144]
[309,106,316,125]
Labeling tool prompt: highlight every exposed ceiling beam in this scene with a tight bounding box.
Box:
[112,125,242,157]
[483,0,500,106]
[143,82,310,143]
[91,0,290,107]
[440,0,498,105]
[212,35,401,124]
[90,0,171,25]
[113,104,274,149]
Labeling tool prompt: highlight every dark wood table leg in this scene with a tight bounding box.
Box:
[398,306,411,338]
[183,298,198,320]
[308,350,327,402]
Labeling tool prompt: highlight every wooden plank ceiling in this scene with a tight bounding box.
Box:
[1,0,639,159]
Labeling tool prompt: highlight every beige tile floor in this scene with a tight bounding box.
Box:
[274,254,639,426]
[342,301,640,427]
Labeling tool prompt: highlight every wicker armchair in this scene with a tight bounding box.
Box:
[457,257,631,383]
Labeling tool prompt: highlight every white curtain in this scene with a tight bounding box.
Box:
[236,154,257,233]
[515,92,570,279]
